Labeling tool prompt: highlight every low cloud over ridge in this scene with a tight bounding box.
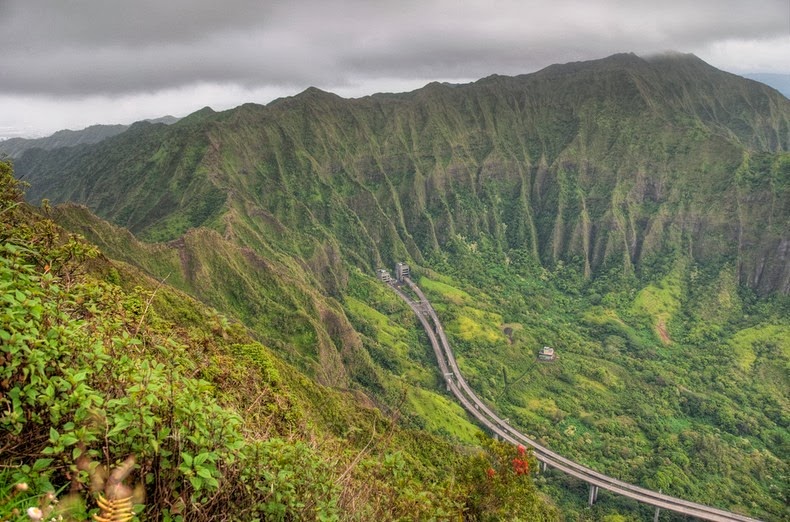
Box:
[1,0,788,136]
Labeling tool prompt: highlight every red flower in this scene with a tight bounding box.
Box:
[486,467,496,479]
[512,457,529,476]
[517,444,526,456]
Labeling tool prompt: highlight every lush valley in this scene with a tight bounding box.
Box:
[396,243,788,519]
[5,53,790,520]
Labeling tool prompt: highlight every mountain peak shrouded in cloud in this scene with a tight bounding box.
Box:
[1,0,788,138]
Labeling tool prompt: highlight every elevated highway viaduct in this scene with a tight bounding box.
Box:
[386,276,760,522]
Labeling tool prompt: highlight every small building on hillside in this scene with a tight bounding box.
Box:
[377,269,392,283]
[395,262,410,282]
[538,346,556,361]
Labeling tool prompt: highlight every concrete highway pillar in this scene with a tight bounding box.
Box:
[654,488,662,521]
[540,461,548,473]
[588,484,598,506]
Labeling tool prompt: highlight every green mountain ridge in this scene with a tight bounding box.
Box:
[9,53,790,520]
[17,53,789,295]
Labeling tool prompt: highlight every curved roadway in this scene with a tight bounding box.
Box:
[389,277,760,522]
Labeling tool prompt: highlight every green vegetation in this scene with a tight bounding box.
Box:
[0,161,558,520]
[728,324,790,373]
[631,262,684,343]
[17,54,790,297]
[340,237,787,521]
[402,238,789,520]
[6,53,790,520]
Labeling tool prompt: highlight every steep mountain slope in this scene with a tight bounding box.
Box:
[11,53,790,519]
[51,203,380,390]
[0,124,127,157]
[40,197,790,521]
[0,160,557,521]
[17,53,789,296]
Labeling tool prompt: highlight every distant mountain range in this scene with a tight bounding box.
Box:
[743,73,790,98]
[0,115,179,158]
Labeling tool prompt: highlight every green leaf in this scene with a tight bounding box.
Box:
[107,418,130,438]
[49,427,59,442]
[32,458,53,471]
[61,434,79,446]
[193,452,211,467]
[189,476,203,491]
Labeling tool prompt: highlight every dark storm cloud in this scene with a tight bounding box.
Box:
[0,0,787,97]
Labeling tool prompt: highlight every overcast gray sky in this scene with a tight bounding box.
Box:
[1,0,788,139]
